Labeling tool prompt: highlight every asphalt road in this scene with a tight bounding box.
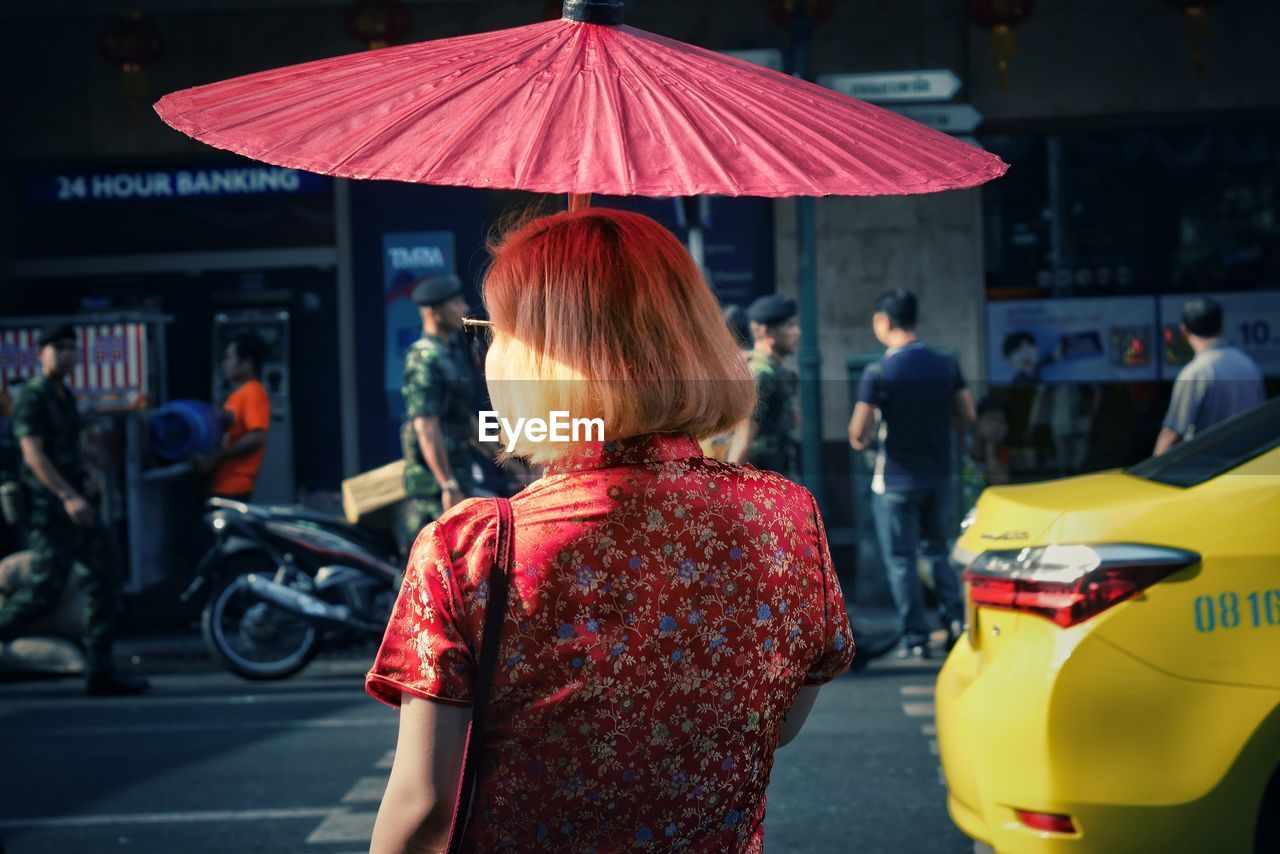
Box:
[0,655,969,853]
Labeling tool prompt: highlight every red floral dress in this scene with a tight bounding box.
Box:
[367,433,854,852]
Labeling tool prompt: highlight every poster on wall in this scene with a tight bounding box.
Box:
[1158,291,1280,378]
[382,231,456,420]
[987,296,1159,385]
[0,324,150,415]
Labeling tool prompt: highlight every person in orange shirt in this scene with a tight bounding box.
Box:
[198,332,271,500]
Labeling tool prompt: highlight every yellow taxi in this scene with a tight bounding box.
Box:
[938,395,1280,853]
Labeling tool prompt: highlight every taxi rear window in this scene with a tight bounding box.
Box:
[1128,396,1280,488]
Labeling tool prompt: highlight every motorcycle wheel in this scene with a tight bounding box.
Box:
[201,556,320,680]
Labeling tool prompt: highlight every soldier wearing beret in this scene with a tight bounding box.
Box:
[727,295,801,477]
[400,276,484,547]
[0,323,149,695]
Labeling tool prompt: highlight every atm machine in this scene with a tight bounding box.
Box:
[211,309,294,504]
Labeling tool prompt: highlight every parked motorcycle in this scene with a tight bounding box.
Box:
[181,497,401,680]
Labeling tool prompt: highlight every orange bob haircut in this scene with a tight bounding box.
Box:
[482,207,755,463]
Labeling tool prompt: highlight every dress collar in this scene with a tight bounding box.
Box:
[543,432,704,475]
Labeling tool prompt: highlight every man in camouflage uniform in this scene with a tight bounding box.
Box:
[728,295,801,478]
[400,275,484,548]
[0,323,149,695]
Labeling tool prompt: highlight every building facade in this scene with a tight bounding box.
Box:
[2,0,1277,507]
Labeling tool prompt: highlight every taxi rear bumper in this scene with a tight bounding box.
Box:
[937,618,1275,853]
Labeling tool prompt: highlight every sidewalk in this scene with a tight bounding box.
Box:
[0,630,213,678]
[851,603,901,639]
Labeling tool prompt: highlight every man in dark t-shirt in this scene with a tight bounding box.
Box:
[849,290,975,659]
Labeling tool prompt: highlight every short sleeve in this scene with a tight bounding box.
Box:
[403,349,446,420]
[856,363,882,406]
[750,361,776,422]
[240,382,271,432]
[11,386,47,440]
[1162,369,1207,435]
[804,494,855,685]
[366,521,475,708]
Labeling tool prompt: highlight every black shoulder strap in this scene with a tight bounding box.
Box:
[446,496,513,854]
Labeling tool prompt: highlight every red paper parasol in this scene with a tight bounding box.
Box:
[155,2,1006,197]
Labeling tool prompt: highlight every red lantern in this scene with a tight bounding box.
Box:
[98,13,164,125]
[345,0,412,51]
[966,0,1035,89]
[1165,0,1221,76]
[766,0,835,26]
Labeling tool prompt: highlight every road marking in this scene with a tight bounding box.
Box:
[306,744,395,846]
[7,717,396,737]
[306,809,377,844]
[341,776,388,804]
[901,701,935,718]
[897,684,946,788]
[0,807,335,831]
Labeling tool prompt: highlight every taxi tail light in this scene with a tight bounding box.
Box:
[963,544,1199,629]
[1015,810,1076,834]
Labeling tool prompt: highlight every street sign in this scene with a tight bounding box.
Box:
[721,48,785,72]
[889,103,984,134]
[816,69,962,103]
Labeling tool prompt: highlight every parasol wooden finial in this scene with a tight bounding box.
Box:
[562,1,624,25]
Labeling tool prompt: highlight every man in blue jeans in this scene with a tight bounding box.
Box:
[849,290,976,659]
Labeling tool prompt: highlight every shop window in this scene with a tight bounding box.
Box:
[979,123,1280,480]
